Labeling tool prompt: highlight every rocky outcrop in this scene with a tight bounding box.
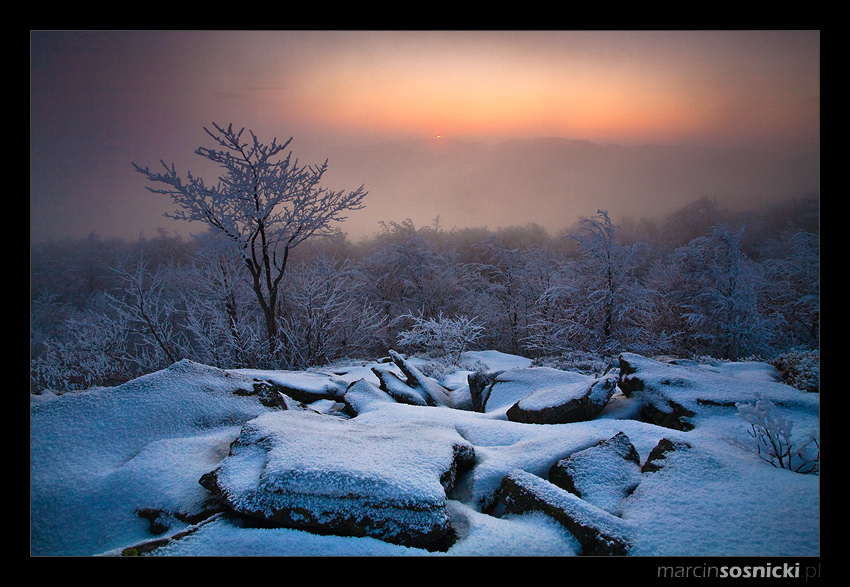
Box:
[198,409,475,551]
[233,381,312,410]
[548,432,642,516]
[371,350,454,408]
[506,374,619,424]
[121,512,225,556]
[240,372,348,405]
[341,378,398,416]
[496,469,632,556]
[637,400,697,431]
[641,437,692,473]
[469,367,619,424]
[618,354,697,431]
[372,368,433,406]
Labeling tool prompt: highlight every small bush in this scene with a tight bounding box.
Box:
[770,349,819,392]
[532,350,614,376]
[415,356,490,383]
[733,395,819,474]
[396,311,485,363]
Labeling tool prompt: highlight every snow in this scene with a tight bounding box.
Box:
[30,351,819,557]
[233,369,349,400]
[505,468,634,545]
[486,367,593,413]
[552,432,642,516]
[513,372,617,412]
[215,409,469,512]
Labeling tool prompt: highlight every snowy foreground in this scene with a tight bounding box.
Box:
[30,350,819,557]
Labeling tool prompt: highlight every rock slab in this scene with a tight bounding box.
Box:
[497,469,632,556]
[548,432,642,516]
[200,409,474,550]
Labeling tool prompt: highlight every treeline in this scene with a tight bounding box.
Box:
[30,195,819,393]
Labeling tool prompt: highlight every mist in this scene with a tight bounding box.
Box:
[306,134,819,241]
[30,30,819,245]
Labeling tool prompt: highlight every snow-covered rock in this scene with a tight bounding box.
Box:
[372,367,433,406]
[385,349,455,407]
[234,369,349,404]
[507,372,619,424]
[481,367,590,415]
[200,409,475,550]
[640,437,692,473]
[470,366,619,423]
[617,353,819,431]
[341,378,398,416]
[548,431,642,516]
[497,469,633,556]
[30,351,820,557]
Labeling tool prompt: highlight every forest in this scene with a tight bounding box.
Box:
[30,194,819,395]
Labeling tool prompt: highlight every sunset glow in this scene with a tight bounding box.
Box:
[30,30,819,243]
[265,30,819,145]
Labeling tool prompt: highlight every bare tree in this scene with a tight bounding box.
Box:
[133,123,367,363]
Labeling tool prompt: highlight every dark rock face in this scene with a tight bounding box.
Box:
[617,356,644,395]
[638,400,697,431]
[233,381,311,410]
[497,470,632,556]
[506,375,619,424]
[618,354,697,431]
[548,432,642,516]
[467,370,503,412]
[641,438,692,473]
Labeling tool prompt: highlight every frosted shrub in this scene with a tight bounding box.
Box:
[770,349,819,393]
[31,311,135,392]
[734,396,819,474]
[416,356,490,383]
[397,311,485,363]
[532,350,614,376]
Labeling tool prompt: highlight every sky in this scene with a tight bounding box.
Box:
[30,30,820,244]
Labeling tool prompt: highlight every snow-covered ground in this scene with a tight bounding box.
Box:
[30,350,819,557]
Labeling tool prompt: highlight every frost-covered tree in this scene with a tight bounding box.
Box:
[660,224,772,359]
[358,227,483,330]
[107,256,186,369]
[278,255,385,368]
[528,211,650,354]
[656,196,727,254]
[176,250,268,369]
[761,230,819,349]
[396,311,485,363]
[134,123,367,364]
[476,236,556,354]
[31,254,190,391]
[31,301,133,392]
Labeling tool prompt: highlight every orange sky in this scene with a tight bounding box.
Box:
[229,30,819,146]
[31,30,820,243]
